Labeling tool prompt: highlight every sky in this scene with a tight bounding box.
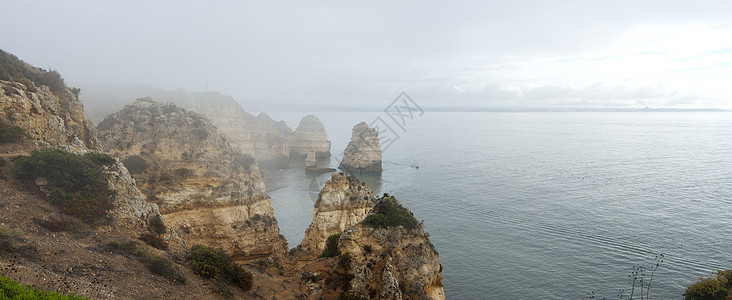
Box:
[1,0,732,109]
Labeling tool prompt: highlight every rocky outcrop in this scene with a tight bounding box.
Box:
[0,80,99,151]
[0,53,160,229]
[305,152,317,169]
[337,197,445,299]
[288,115,331,158]
[339,122,382,173]
[155,91,292,162]
[97,98,287,261]
[299,172,376,259]
[101,158,161,227]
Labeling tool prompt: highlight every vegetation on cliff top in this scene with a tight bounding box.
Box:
[362,194,418,230]
[12,149,116,225]
[0,275,86,300]
[0,49,76,97]
[685,269,732,300]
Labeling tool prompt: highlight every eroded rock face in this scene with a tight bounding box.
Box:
[102,158,161,227]
[339,122,382,173]
[288,115,331,158]
[0,77,161,228]
[97,98,287,261]
[299,172,376,259]
[172,94,291,162]
[338,223,445,300]
[0,80,99,151]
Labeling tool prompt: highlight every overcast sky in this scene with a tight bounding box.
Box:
[2,0,731,109]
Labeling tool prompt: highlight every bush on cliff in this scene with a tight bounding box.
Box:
[320,234,341,258]
[0,118,23,143]
[121,155,148,175]
[0,275,86,299]
[12,149,115,225]
[362,195,418,230]
[685,269,732,299]
[189,245,252,291]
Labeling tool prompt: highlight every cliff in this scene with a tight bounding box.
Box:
[339,122,382,173]
[96,98,287,261]
[299,172,376,260]
[0,50,159,228]
[338,196,445,299]
[0,79,98,151]
[288,115,331,158]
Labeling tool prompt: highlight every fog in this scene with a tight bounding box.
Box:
[2,0,731,109]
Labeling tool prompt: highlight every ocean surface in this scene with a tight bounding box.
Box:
[260,111,732,299]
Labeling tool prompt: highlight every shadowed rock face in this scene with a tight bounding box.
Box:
[339,122,382,173]
[288,115,331,158]
[97,98,287,261]
[299,172,376,260]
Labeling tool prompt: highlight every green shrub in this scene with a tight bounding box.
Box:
[320,234,341,258]
[139,233,168,250]
[141,255,186,284]
[12,149,115,225]
[685,269,732,300]
[0,275,87,299]
[148,214,166,235]
[0,119,23,143]
[189,245,252,291]
[104,240,185,284]
[338,253,352,270]
[0,49,69,96]
[83,152,115,166]
[122,155,148,175]
[362,196,418,229]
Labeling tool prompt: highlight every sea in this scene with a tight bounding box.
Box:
[259,111,732,299]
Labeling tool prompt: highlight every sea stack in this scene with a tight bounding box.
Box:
[338,195,446,299]
[299,172,377,260]
[288,114,331,158]
[339,122,382,173]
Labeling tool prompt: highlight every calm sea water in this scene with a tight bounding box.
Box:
[261,112,732,299]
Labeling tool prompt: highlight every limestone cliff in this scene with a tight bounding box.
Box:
[299,172,376,259]
[339,122,382,173]
[96,98,287,261]
[288,115,331,158]
[337,196,445,299]
[174,93,291,162]
[0,50,160,228]
[0,79,98,151]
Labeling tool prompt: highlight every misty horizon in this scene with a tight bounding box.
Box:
[2,1,731,110]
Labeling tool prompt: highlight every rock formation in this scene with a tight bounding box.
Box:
[299,172,376,259]
[305,152,317,169]
[0,52,160,228]
[97,98,287,261]
[339,122,382,173]
[0,80,98,151]
[175,94,291,162]
[79,85,338,163]
[288,115,331,158]
[337,196,445,299]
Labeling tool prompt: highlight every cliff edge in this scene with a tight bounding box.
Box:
[97,98,287,261]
